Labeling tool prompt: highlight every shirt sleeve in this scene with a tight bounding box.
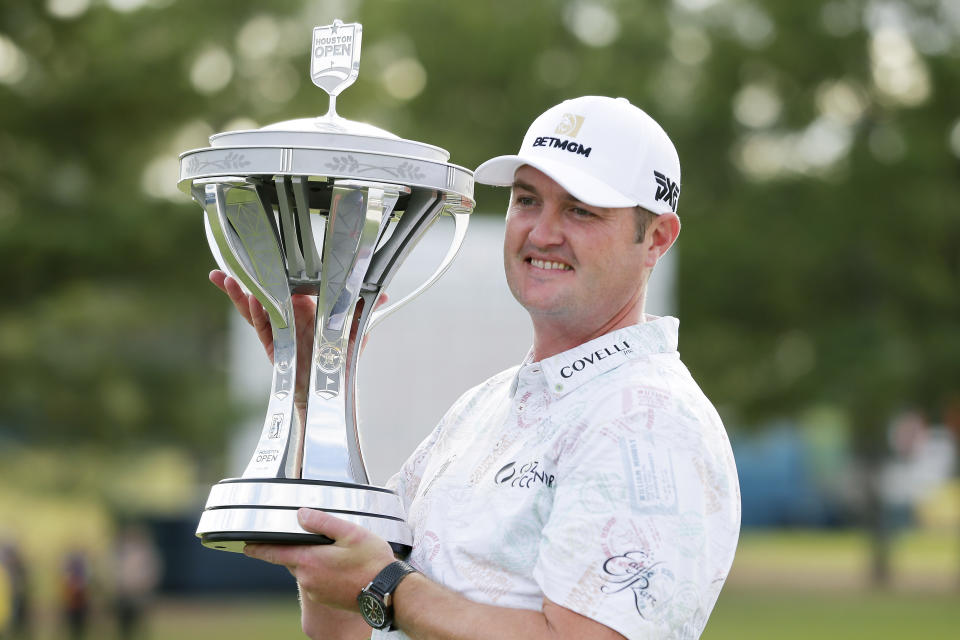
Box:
[532,411,734,640]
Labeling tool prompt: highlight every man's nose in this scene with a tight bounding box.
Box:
[527,205,564,247]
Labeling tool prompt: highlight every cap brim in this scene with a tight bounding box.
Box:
[474,154,636,208]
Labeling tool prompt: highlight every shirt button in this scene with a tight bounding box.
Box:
[517,404,525,412]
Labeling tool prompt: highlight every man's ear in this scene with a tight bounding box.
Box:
[644,212,681,268]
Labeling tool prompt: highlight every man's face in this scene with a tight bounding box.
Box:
[503,166,653,339]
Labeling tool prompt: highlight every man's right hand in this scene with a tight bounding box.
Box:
[208,269,385,405]
[209,269,318,404]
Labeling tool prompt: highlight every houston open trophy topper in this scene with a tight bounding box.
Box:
[178,19,474,553]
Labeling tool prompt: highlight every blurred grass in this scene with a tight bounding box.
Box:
[8,528,960,639]
[151,598,303,640]
[709,528,960,639]
[730,528,958,590]
[47,587,952,640]
[147,586,960,640]
[705,587,959,640]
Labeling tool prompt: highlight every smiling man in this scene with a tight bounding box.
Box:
[224,96,740,639]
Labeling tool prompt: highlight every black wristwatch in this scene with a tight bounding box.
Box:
[357,560,418,631]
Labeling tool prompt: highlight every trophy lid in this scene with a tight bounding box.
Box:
[207,19,449,164]
[179,19,474,205]
[209,116,451,164]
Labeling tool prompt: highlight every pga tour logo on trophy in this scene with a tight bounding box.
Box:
[177,19,475,553]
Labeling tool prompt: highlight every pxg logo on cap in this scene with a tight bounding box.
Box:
[654,171,680,211]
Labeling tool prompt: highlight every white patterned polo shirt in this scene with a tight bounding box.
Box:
[375,316,741,640]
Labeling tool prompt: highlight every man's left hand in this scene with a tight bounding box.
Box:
[244,508,396,612]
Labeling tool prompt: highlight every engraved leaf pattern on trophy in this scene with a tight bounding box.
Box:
[326,155,360,174]
[326,155,426,182]
[393,161,425,181]
[187,151,252,174]
[225,199,286,292]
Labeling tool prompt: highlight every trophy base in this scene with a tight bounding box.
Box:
[200,531,333,554]
[196,478,412,555]
[200,531,410,556]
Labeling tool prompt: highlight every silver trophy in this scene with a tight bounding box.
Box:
[177,20,474,553]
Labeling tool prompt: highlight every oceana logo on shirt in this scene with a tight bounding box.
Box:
[559,340,632,379]
[494,460,555,489]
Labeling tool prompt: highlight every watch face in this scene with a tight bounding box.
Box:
[358,592,388,629]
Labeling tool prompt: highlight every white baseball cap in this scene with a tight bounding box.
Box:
[474,96,681,214]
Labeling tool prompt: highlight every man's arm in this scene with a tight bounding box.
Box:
[296,593,369,640]
[247,509,626,640]
[393,574,626,640]
[209,270,383,398]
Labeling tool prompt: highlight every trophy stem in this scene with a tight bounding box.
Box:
[300,181,404,484]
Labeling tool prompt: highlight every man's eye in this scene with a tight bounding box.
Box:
[572,207,595,217]
[515,196,536,206]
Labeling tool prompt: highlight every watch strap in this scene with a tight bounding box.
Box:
[368,560,418,597]
[359,560,418,631]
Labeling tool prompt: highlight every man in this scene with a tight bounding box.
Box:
[213,96,740,639]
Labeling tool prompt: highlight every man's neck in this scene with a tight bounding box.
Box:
[529,304,646,362]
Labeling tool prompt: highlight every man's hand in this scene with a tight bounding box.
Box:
[209,270,317,404]
[245,510,386,640]
[245,508,396,639]
[209,269,385,405]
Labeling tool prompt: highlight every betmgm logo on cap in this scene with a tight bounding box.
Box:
[474,96,681,214]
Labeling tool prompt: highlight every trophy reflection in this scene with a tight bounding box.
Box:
[177,20,474,553]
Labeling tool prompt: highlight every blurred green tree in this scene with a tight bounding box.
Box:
[668,0,960,583]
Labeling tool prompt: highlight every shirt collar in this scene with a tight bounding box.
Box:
[536,316,679,397]
[508,347,536,397]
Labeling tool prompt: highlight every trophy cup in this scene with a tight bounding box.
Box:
[177,20,474,554]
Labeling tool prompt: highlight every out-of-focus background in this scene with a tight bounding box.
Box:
[1,0,958,638]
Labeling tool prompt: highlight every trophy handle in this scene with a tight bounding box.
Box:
[196,179,301,480]
[366,204,470,333]
[196,179,290,330]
